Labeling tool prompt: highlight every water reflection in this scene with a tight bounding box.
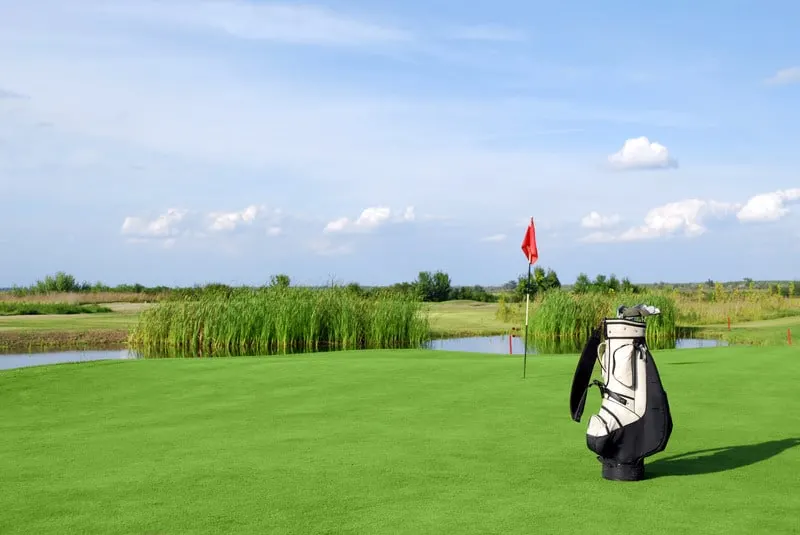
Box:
[426,335,729,355]
[0,349,137,371]
[1,336,730,370]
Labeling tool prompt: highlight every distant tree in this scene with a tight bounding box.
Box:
[544,268,561,291]
[502,279,517,291]
[414,270,451,302]
[269,274,291,288]
[573,273,592,294]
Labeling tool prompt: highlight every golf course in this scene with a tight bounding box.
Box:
[1,344,798,533]
[1,275,800,533]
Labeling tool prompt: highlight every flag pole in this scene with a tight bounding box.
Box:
[520,215,538,379]
[523,259,532,379]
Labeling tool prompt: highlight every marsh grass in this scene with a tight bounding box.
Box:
[128,287,430,357]
[523,290,677,352]
[0,302,113,316]
[675,293,800,324]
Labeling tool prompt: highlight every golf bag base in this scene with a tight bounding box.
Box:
[599,457,644,481]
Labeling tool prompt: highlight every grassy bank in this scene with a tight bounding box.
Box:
[128,287,430,356]
[0,303,143,352]
[426,300,516,337]
[0,302,112,316]
[684,315,800,346]
[1,345,798,533]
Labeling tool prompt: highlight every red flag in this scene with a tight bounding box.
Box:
[521,217,538,265]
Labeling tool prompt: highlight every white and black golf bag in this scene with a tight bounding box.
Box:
[569,305,673,481]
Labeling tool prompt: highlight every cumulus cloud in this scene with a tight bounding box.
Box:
[607,136,677,170]
[323,205,415,233]
[207,204,270,232]
[765,66,800,86]
[122,204,283,244]
[121,208,188,238]
[580,211,621,229]
[583,199,740,243]
[737,188,800,222]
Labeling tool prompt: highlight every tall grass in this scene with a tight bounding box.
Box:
[673,291,800,324]
[128,286,430,358]
[525,290,677,353]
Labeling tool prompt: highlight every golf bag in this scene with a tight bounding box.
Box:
[569,305,673,481]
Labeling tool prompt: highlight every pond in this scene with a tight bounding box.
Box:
[0,336,729,370]
[0,349,139,371]
[425,335,729,354]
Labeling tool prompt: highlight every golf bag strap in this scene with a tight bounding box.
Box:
[570,324,603,422]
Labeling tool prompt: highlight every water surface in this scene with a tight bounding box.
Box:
[426,335,729,354]
[1,336,729,370]
[0,349,137,371]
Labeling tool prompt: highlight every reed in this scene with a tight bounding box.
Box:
[526,290,677,352]
[127,286,430,357]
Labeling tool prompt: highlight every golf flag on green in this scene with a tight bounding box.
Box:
[521,217,538,265]
[520,217,538,378]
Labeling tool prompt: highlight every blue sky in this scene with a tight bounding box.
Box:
[1,0,799,287]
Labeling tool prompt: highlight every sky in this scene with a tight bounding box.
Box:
[1,0,799,287]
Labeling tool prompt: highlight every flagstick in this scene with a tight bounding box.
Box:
[523,259,532,379]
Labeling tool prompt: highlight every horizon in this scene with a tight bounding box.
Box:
[2,1,799,287]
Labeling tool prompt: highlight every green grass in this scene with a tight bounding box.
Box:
[0,302,112,316]
[0,308,141,332]
[685,315,800,346]
[129,287,430,356]
[1,345,798,534]
[426,300,517,337]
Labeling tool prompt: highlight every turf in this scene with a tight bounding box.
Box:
[1,345,799,534]
[425,300,514,337]
[688,315,800,346]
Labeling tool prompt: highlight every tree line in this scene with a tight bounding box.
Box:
[7,269,796,303]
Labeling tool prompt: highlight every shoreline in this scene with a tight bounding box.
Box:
[0,329,129,354]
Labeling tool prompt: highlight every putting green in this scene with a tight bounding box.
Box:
[1,345,798,534]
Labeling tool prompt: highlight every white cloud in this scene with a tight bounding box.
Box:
[765,67,800,86]
[98,0,412,47]
[583,199,740,242]
[323,205,415,233]
[208,204,263,232]
[122,204,284,244]
[607,136,677,170]
[121,208,188,238]
[737,188,800,222]
[580,211,621,229]
[480,234,507,242]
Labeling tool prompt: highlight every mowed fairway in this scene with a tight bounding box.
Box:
[1,346,799,534]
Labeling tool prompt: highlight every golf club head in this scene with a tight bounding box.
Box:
[616,304,661,320]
